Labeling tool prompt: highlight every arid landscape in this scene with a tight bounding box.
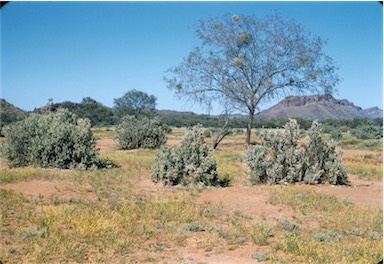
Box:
[1,128,382,263]
[2,2,382,263]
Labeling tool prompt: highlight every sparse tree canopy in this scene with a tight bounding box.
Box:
[165,13,341,144]
[114,89,157,117]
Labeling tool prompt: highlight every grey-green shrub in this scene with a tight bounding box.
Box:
[245,120,306,184]
[115,115,170,150]
[351,125,382,139]
[151,124,221,187]
[303,121,348,184]
[245,119,349,185]
[1,109,99,169]
[330,128,343,140]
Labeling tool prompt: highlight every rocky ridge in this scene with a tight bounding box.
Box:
[255,94,382,120]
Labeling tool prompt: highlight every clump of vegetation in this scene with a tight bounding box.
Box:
[1,109,100,169]
[115,115,170,150]
[351,125,382,140]
[330,128,343,140]
[0,98,29,137]
[152,124,225,187]
[245,119,349,185]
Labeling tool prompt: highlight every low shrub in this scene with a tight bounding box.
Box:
[245,119,349,185]
[351,125,382,140]
[1,109,99,169]
[151,124,224,187]
[330,129,343,140]
[115,115,170,150]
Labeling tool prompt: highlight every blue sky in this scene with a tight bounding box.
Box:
[1,1,382,114]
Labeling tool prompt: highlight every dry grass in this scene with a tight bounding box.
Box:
[342,151,383,180]
[267,186,382,263]
[0,129,382,263]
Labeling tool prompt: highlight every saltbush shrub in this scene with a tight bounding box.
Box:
[245,119,348,185]
[351,125,382,140]
[2,109,99,169]
[330,128,343,140]
[151,124,224,187]
[115,115,170,150]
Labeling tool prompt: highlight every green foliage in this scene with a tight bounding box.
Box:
[115,115,170,150]
[114,89,157,117]
[351,125,382,139]
[245,119,349,185]
[160,114,383,134]
[313,230,340,243]
[1,109,99,169]
[330,128,343,140]
[0,99,28,125]
[76,97,117,127]
[251,252,270,262]
[34,97,117,127]
[183,223,206,232]
[278,219,300,235]
[250,223,274,246]
[160,112,248,128]
[304,121,348,184]
[152,124,223,187]
[165,13,340,144]
[0,98,29,136]
[323,118,382,129]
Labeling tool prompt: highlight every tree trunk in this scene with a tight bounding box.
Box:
[246,109,255,145]
[210,119,230,150]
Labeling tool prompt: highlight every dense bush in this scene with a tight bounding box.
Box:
[34,97,118,127]
[351,125,382,140]
[1,109,99,169]
[152,124,224,187]
[115,115,170,150]
[245,119,348,185]
[330,128,343,140]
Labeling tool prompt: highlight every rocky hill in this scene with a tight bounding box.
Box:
[255,95,383,120]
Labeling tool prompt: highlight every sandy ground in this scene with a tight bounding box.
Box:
[1,138,382,263]
[3,174,381,263]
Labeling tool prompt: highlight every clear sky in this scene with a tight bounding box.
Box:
[1,1,383,115]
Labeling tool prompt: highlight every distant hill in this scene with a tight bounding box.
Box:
[1,95,382,130]
[363,107,383,119]
[0,98,28,125]
[255,95,383,120]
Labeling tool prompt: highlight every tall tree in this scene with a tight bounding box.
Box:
[114,89,157,117]
[165,13,341,144]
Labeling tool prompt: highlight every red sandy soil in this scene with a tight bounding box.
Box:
[1,139,382,263]
[3,174,381,263]
[97,138,116,151]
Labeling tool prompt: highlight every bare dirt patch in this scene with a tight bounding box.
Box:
[196,186,295,223]
[96,138,116,151]
[3,180,80,200]
[1,171,381,263]
[138,168,382,262]
[342,149,380,159]
[161,246,264,264]
[165,139,181,146]
[306,175,382,208]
